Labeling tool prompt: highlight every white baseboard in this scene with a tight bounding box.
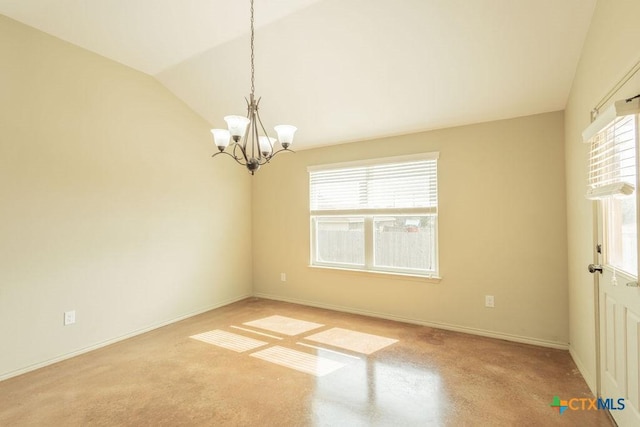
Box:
[569,345,597,395]
[0,294,251,382]
[254,292,569,350]
[2,292,570,382]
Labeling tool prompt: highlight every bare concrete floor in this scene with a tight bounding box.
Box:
[0,298,613,426]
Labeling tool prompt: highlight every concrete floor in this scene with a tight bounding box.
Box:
[0,298,613,426]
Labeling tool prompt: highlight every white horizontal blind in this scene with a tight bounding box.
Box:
[586,114,637,199]
[310,158,438,211]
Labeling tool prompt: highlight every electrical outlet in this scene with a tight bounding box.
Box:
[485,295,495,308]
[280,273,287,282]
[64,310,76,326]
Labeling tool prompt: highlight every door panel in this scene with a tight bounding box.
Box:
[598,268,640,426]
[602,294,618,385]
[626,311,640,408]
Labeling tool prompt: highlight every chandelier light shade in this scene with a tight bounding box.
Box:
[211,0,296,175]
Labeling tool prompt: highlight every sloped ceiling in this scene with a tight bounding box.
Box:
[0,0,596,149]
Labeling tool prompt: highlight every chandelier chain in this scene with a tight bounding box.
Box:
[250,0,255,97]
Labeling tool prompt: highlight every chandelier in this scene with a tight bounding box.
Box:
[210,0,297,175]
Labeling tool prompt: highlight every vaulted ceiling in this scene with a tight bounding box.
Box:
[0,0,596,149]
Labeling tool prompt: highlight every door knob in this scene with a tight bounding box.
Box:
[588,264,603,274]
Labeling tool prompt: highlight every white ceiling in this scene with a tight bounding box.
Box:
[0,0,596,149]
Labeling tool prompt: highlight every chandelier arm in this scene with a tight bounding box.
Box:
[254,110,262,160]
[243,96,253,159]
[254,105,273,158]
[246,97,256,160]
[241,126,250,159]
[239,116,250,160]
[261,146,295,163]
[231,141,249,164]
[212,149,248,166]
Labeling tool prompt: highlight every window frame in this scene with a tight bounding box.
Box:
[583,100,640,278]
[596,114,639,277]
[308,153,440,279]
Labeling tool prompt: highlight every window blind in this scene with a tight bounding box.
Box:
[309,156,438,211]
[586,114,637,200]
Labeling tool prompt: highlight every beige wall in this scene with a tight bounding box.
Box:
[10,0,633,385]
[565,0,640,393]
[0,16,252,379]
[252,111,569,347]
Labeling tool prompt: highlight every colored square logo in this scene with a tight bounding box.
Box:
[550,396,568,414]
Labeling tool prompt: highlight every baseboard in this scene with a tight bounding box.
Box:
[254,292,569,350]
[0,294,251,382]
[569,345,597,395]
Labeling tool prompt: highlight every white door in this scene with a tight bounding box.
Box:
[592,114,640,426]
[594,233,640,425]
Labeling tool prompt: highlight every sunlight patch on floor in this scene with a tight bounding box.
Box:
[230,325,284,340]
[190,330,268,352]
[305,327,398,355]
[190,315,399,376]
[250,345,345,376]
[243,315,324,336]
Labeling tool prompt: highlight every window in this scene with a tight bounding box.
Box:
[603,197,637,274]
[585,105,639,276]
[308,153,439,277]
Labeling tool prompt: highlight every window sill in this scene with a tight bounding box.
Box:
[307,265,442,283]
